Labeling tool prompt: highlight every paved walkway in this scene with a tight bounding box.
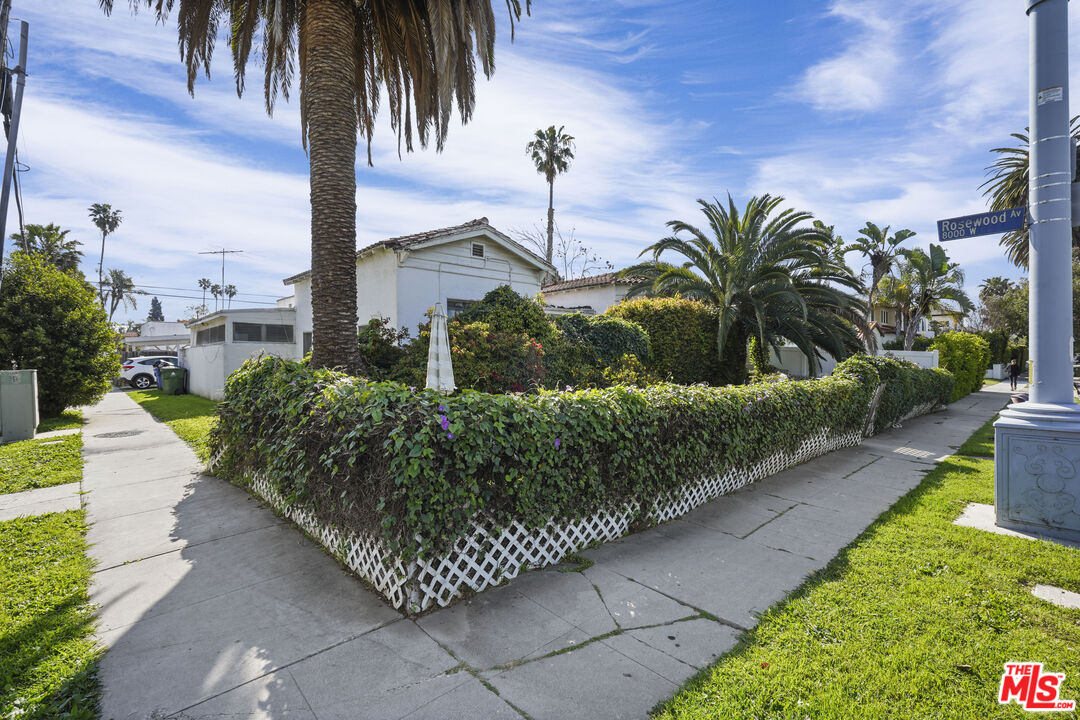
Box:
[85,383,1016,720]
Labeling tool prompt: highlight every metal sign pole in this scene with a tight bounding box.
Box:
[993,0,1080,543]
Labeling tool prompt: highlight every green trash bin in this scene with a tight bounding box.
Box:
[160,366,186,395]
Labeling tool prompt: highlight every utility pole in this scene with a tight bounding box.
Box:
[0,15,27,259]
[993,0,1080,543]
[198,247,243,290]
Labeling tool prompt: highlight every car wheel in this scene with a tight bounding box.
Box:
[132,374,154,390]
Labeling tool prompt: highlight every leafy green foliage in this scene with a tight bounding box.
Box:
[605,297,725,385]
[977,330,1009,367]
[838,356,954,434]
[553,313,650,367]
[0,512,100,720]
[882,336,933,351]
[357,317,409,380]
[457,285,555,345]
[0,435,83,495]
[37,411,84,433]
[213,354,951,562]
[0,254,120,416]
[931,332,992,401]
[127,390,218,461]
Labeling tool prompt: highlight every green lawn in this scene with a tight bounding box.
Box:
[127,390,218,461]
[0,435,83,495]
[37,411,84,433]
[0,511,100,719]
[654,425,1080,719]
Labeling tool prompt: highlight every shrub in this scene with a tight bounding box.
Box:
[837,355,954,434]
[457,285,554,345]
[977,330,1008,367]
[394,320,545,393]
[0,254,119,415]
[213,353,951,562]
[358,317,408,380]
[605,297,726,385]
[881,335,933,351]
[553,313,650,366]
[1007,343,1028,370]
[930,331,991,401]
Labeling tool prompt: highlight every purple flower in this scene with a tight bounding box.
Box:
[439,415,450,431]
[289,380,297,386]
[554,438,561,448]
[447,432,454,440]
[438,404,446,412]
[565,385,573,392]
[409,386,416,392]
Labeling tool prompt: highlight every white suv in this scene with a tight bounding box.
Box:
[122,356,177,390]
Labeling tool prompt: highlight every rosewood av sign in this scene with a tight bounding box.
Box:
[937,207,1027,241]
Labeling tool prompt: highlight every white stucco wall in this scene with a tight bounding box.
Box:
[541,284,629,315]
[185,309,300,400]
[357,249,401,328]
[883,349,940,369]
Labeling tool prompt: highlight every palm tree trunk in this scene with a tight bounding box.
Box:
[305,0,360,372]
[546,179,555,264]
[97,234,106,306]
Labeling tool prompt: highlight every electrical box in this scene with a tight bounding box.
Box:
[0,369,38,443]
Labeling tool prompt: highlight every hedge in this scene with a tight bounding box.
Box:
[212,354,953,562]
[604,297,726,385]
[930,331,991,401]
[844,356,954,434]
[552,313,650,367]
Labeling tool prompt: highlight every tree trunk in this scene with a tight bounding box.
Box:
[97,235,106,307]
[903,311,921,350]
[546,180,555,264]
[304,0,360,372]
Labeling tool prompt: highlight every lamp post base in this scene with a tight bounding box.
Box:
[994,401,1080,544]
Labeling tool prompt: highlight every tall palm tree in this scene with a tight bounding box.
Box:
[211,283,222,312]
[526,125,575,264]
[844,221,915,313]
[198,277,212,310]
[620,195,870,384]
[102,0,530,372]
[88,203,122,306]
[978,276,1012,301]
[981,119,1080,267]
[880,244,973,350]
[224,284,237,309]
[9,223,83,274]
[103,268,140,322]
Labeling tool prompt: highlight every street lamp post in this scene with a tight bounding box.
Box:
[993,0,1080,542]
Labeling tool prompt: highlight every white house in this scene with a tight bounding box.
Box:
[540,272,637,315]
[284,217,555,352]
[183,308,301,400]
[122,320,189,358]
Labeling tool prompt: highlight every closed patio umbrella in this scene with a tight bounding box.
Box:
[426,303,456,394]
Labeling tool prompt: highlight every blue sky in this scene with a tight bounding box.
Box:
[9,0,1075,323]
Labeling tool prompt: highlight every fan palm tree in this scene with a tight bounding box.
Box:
[844,221,915,313]
[620,195,870,384]
[978,275,1012,301]
[103,268,140,322]
[198,277,212,310]
[101,0,529,372]
[211,283,222,311]
[224,284,237,309]
[981,119,1080,267]
[88,203,122,306]
[881,244,973,350]
[9,223,83,274]
[526,125,575,264]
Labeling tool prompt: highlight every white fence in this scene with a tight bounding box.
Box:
[882,349,939,369]
[230,385,942,614]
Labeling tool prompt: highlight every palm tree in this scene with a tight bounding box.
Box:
[103,268,140,322]
[210,284,222,312]
[198,278,212,310]
[526,125,575,264]
[102,1,530,372]
[88,203,122,306]
[9,223,83,274]
[224,284,237,309]
[881,244,973,350]
[620,195,870,384]
[981,119,1080,267]
[979,276,1012,301]
[844,221,915,313]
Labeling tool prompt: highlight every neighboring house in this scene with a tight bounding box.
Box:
[930,310,964,333]
[122,320,189,358]
[540,272,637,315]
[867,305,933,345]
[284,218,555,352]
[183,308,300,400]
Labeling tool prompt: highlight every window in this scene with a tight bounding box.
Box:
[471,242,485,258]
[265,324,294,343]
[446,299,477,318]
[303,332,312,355]
[879,309,890,324]
[195,324,225,345]
[233,322,263,342]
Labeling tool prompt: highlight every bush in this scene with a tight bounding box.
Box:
[605,298,726,385]
[0,254,119,415]
[837,355,954,434]
[394,320,545,393]
[213,353,952,562]
[881,335,933,351]
[1007,343,1028,370]
[977,330,1008,367]
[457,285,554,345]
[553,313,650,367]
[930,331,991,401]
[358,317,409,380]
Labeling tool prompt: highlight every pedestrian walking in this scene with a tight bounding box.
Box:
[1008,358,1021,391]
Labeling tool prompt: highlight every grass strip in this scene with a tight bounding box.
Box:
[0,511,100,719]
[127,390,218,461]
[37,411,84,433]
[653,431,1080,719]
[0,434,83,495]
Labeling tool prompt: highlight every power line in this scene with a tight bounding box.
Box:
[133,283,282,298]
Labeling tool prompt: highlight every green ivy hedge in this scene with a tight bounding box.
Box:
[841,356,954,434]
[930,331,991,401]
[604,297,726,385]
[212,354,953,561]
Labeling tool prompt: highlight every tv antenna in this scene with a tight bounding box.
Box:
[198,248,243,289]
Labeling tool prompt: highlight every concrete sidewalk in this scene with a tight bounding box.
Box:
[85,383,1015,720]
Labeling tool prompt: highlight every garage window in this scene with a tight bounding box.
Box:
[195,324,225,345]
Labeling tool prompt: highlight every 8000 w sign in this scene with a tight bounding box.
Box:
[937,207,1027,241]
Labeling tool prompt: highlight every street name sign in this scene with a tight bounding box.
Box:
[937,207,1026,241]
